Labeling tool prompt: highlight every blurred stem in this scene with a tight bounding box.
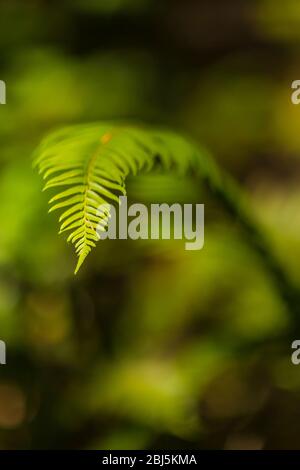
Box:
[201,156,300,333]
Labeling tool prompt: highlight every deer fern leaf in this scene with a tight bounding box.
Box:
[34,122,212,274]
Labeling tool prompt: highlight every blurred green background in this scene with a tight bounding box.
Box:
[0,0,300,450]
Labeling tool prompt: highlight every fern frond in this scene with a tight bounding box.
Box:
[34,122,213,273]
[34,121,300,334]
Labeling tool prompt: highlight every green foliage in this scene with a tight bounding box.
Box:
[34,122,300,328]
[34,122,211,274]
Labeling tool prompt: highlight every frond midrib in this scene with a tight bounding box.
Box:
[75,131,114,273]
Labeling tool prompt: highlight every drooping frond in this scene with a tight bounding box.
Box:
[33,122,300,330]
[33,122,213,273]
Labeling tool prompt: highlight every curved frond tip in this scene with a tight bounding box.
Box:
[34,122,209,274]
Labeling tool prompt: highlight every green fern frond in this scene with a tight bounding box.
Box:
[34,121,300,331]
[34,122,214,274]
